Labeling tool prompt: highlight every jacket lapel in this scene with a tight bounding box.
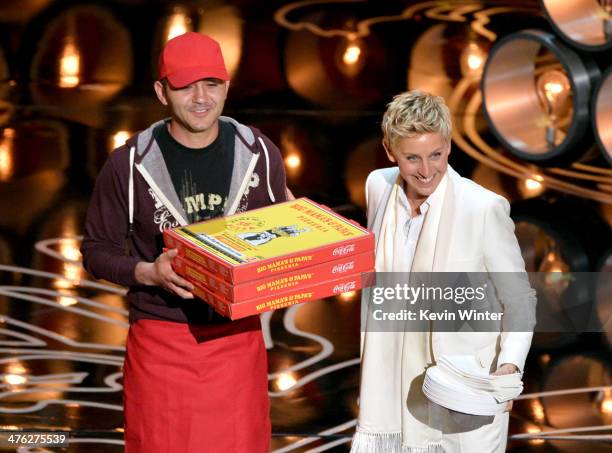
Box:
[368,168,399,251]
[432,168,456,271]
[411,168,453,272]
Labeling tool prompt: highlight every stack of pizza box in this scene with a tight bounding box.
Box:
[163,198,375,320]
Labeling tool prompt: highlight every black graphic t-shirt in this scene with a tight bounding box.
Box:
[155,121,235,223]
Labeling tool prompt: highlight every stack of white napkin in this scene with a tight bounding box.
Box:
[423,355,524,416]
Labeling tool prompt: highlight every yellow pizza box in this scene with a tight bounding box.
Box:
[163,197,374,284]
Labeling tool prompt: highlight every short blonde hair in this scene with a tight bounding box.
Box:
[381,90,452,150]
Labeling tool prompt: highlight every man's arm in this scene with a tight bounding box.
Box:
[80,156,142,287]
[483,196,536,373]
[81,155,194,298]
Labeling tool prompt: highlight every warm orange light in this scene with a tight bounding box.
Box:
[536,70,571,120]
[531,399,546,423]
[285,154,301,169]
[275,372,297,391]
[520,174,545,198]
[60,237,81,262]
[539,353,551,366]
[467,53,484,71]
[460,42,487,76]
[59,295,78,307]
[525,179,542,191]
[3,374,27,386]
[59,40,80,88]
[0,128,15,182]
[600,389,612,414]
[166,9,191,42]
[6,362,26,375]
[343,43,361,66]
[526,426,545,445]
[53,230,83,289]
[111,130,131,151]
[280,129,303,177]
[339,290,357,301]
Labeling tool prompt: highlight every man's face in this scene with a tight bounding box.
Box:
[154,78,229,138]
[385,132,451,201]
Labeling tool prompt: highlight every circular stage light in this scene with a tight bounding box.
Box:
[540,0,612,51]
[481,29,600,166]
[593,65,612,164]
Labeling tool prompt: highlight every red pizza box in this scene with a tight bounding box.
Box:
[164,198,374,284]
[189,271,374,320]
[172,250,374,302]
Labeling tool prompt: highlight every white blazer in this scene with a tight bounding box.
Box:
[365,165,536,372]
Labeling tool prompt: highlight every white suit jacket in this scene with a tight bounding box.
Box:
[365,165,536,372]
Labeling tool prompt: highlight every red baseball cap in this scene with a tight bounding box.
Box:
[158,32,229,88]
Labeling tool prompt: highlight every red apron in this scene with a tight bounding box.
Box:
[123,316,270,453]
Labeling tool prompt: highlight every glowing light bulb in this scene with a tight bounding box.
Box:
[0,128,15,182]
[535,69,572,149]
[53,232,83,289]
[3,374,27,385]
[343,42,361,66]
[3,362,28,387]
[166,9,191,42]
[111,130,131,151]
[539,354,551,366]
[600,389,612,414]
[460,42,487,76]
[531,399,546,422]
[338,35,365,77]
[60,237,81,262]
[59,39,80,88]
[285,154,301,169]
[275,372,297,391]
[59,296,78,307]
[538,243,571,295]
[525,178,542,192]
[526,425,545,445]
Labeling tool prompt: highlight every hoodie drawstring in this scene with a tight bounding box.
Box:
[257,137,276,203]
[128,145,135,234]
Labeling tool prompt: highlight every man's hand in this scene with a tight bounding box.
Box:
[492,363,519,412]
[134,249,194,299]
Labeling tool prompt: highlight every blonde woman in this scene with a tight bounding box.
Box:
[352,90,536,453]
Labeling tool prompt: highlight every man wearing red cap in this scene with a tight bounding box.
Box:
[81,32,288,452]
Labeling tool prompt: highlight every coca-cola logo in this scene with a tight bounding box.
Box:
[333,281,356,293]
[332,244,355,256]
[332,262,355,274]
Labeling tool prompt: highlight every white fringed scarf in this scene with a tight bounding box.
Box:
[352,175,449,453]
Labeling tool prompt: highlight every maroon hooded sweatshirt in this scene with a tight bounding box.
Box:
[81,116,288,324]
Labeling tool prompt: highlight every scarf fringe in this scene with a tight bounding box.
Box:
[350,429,444,453]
